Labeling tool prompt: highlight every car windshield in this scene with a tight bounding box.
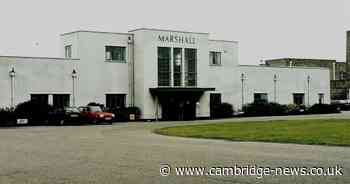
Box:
[89,106,102,112]
[65,107,80,113]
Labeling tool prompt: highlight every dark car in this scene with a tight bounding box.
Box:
[48,107,82,125]
[79,106,115,124]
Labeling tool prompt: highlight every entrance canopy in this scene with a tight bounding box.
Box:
[150,87,215,95]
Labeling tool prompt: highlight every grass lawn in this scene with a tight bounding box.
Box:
[155,119,350,146]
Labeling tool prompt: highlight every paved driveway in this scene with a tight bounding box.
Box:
[0,113,349,183]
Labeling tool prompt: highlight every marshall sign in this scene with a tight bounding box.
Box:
[158,34,195,44]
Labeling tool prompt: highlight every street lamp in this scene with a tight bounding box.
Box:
[307,75,311,107]
[9,67,16,108]
[273,74,277,103]
[72,69,77,106]
[241,73,245,110]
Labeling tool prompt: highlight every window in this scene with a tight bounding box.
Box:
[158,47,171,86]
[318,93,324,104]
[105,46,126,62]
[65,45,72,58]
[30,94,49,106]
[106,94,126,110]
[254,93,268,103]
[209,51,221,65]
[293,93,305,105]
[53,94,70,109]
[185,48,197,86]
[173,48,182,86]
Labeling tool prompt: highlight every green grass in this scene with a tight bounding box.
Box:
[155,119,350,146]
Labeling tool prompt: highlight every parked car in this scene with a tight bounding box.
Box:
[48,107,82,125]
[79,106,115,124]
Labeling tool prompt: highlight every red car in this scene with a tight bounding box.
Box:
[79,106,115,124]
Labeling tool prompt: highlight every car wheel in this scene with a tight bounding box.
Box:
[93,118,98,124]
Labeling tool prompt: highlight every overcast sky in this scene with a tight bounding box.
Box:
[0,0,348,65]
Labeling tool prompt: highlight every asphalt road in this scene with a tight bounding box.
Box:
[0,113,350,184]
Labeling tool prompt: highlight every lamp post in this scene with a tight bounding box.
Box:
[241,73,245,110]
[9,67,16,108]
[307,75,310,107]
[273,74,277,103]
[72,69,77,106]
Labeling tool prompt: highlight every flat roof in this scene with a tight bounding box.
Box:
[61,28,239,42]
[209,39,239,43]
[266,58,336,62]
[61,30,133,36]
[0,55,79,61]
[239,64,329,70]
[128,28,209,35]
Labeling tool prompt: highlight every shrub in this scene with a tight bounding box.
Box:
[285,104,306,115]
[334,103,350,111]
[212,103,234,118]
[0,107,16,126]
[15,100,54,124]
[109,106,141,121]
[243,102,287,116]
[306,104,340,114]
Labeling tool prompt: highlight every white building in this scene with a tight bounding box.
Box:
[0,28,330,120]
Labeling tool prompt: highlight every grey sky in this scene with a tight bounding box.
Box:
[0,0,347,65]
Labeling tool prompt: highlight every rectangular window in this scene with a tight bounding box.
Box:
[293,93,305,105]
[185,48,197,86]
[318,93,324,104]
[65,45,72,58]
[105,46,126,62]
[173,48,182,86]
[158,47,171,86]
[254,93,268,103]
[30,94,49,106]
[209,51,221,65]
[53,94,70,109]
[106,94,126,110]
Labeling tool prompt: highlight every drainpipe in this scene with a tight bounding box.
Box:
[128,35,135,107]
[332,62,336,80]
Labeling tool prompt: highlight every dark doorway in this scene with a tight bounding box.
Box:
[30,94,49,106]
[150,87,215,121]
[210,93,221,117]
[106,94,126,110]
[160,97,196,121]
[53,94,70,109]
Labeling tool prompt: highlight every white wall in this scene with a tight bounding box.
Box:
[209,40,239,67]
[0,31,131,108]
[61,31,130,106]
[208,65,330,111]
[0,56,78,107]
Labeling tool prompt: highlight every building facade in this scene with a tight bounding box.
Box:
[264,58,347,100]
[0,28,330,120]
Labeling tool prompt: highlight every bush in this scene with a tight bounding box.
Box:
[108,106,141,121]
[243,102,287,116]
[306,104,340,114]
[285,104,306,115]
[334,103,350,111]
[0,107,16,126]
[212,103,234,118]
[15,100,54,124]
